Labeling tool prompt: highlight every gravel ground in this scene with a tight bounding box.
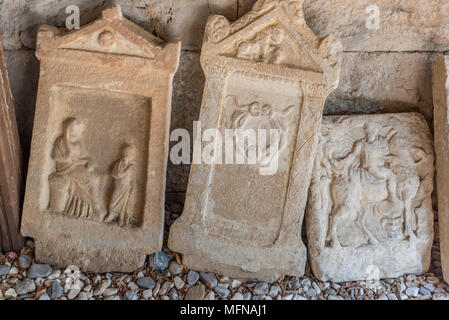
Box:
[0,206,447,300]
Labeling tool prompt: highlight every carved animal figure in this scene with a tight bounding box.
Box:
[326,141,363,248]
[325,124,403,248]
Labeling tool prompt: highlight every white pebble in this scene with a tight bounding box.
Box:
[142,289,152,299]
[93,279,111,296]
[48,270,61,280]
[127,281,139,290]
[103,288,118,297]
[204,291,215,300]
[406,287,419,298]
[231,280,242,288]
[159,281,174,296]
[39,293,51,300]
[9,267,19,275]
[174,276,185,290]
[152,282,161,296]
[78,292,88,300]
[231,292,244,300]
[68,288,81,300]
[4,288,16,298]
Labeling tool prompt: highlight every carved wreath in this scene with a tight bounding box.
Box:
[224,95,294,167]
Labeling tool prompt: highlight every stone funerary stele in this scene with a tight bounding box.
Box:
[307,113,434,282]
[21,5,181,272]
[169,0,342,280]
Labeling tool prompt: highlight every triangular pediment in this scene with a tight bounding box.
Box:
[203,0,343,86]
[221,21,322,73]
[37,5,165,60]
[58,26,158,59]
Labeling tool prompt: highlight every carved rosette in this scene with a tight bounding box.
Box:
[205,15,231,43]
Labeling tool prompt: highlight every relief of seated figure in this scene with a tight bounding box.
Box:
[48,117,105,219]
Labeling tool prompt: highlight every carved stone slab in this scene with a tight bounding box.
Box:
[307,113,434,282]
[21,5,180,272]
[0,36,23,252]
[433,56,449,283]
[168,0,342,280]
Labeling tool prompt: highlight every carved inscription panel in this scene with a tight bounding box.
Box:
[44,87,151,228]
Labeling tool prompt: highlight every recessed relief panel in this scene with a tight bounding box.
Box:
[307,113,434,282]
[206,75,301,246]
[43,87,151,228]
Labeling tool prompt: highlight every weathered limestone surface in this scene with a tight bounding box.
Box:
[21,5,181,272]
[0,37,23,252]
[168,0,342,280]
[325,52,435,122]
[432,56,449,283]
[3,0,449,52]
[307,113,434,282]
[244,0,449,52]
[4,49,40,165]
[0,0,238,51]
[4,49,435,194]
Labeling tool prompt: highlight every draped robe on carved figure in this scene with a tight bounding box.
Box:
[49,118,96,218]
[107,144,137,227]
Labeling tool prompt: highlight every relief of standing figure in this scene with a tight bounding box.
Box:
[106,144,138,227]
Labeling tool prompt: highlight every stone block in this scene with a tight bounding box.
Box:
[21,5,181,272]
[307,113,434,282]
[168,0,342,280]
[325,52,435,122]
[0,36,23,252]
[432,56,449,283]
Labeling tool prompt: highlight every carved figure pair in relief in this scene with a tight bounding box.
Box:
[48,117,137,227]
[318,122,428,249]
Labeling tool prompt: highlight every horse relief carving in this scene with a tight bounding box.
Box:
[313,116,433,249]
[47,117,139,227]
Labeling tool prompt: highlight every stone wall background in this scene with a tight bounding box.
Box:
[1,0,448,194]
